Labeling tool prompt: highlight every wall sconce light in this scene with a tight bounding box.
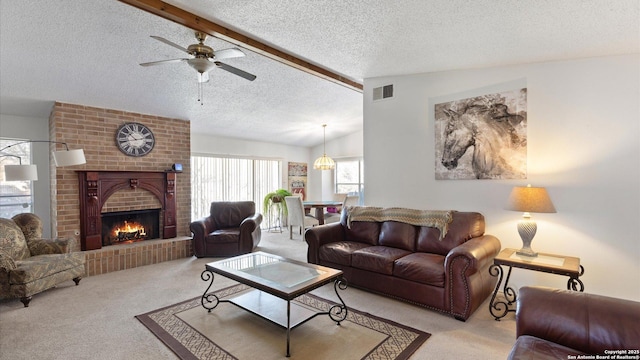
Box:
[313,124,336,170]
[0,140,86,181]
[505,184,556,257]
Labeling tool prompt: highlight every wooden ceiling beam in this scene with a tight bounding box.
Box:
[118,0,363,92]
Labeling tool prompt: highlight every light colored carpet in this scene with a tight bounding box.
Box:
[137,283,429,359]
[0,230,516,359]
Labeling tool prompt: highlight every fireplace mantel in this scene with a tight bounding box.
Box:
[77,170,177,250]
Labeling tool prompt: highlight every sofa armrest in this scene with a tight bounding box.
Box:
[444,234,501,320]
[516,286,640,354]
[445,235,501,275]
[190,217,216,239]
[0,249,16,272]
[240,213,263,233]
[305,223,345,264]
[28,237,76,255]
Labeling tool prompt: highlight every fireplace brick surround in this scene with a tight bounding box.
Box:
[49,102,193,276]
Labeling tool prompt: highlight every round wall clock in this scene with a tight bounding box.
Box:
[115,122,155,157]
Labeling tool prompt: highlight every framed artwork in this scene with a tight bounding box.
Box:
[288,162,308,199]
[434,88,527,180]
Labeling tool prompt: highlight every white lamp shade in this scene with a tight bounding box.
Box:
[313,154,336,170]
[53,149,86,167]
[5,164,38,181]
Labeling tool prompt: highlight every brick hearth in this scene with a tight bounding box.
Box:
[83,236,192,277]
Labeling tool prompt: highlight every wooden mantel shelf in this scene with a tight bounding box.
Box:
[77,170,177,251]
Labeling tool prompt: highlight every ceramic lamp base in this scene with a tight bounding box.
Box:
[516,218,538,257]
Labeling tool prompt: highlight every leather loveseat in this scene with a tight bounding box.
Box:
[305,206,501,321]
[508,286,640,359]
[190,201,262,257]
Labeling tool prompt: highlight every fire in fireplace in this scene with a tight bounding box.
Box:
[101,209,160,246]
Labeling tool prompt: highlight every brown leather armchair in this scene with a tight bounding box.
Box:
[508,286,640,359]
[190,201,263,257]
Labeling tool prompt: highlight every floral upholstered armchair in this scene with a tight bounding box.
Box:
[0,213,85,307]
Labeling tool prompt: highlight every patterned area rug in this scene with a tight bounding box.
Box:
[136,284,430,360]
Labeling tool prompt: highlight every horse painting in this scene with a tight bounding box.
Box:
[435,89,527,180]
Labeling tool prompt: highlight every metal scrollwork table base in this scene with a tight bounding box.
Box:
[489,248,584,321]
[200,251,347,357]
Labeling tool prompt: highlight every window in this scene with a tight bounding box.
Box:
[191,155,280,221]
[335,158,364,203]
[0,138,34,218]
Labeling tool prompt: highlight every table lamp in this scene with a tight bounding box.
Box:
[505,184,556,257]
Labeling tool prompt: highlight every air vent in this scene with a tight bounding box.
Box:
[373,84,394,101]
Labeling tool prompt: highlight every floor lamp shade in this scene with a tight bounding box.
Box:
[506,185,556,257]
[5,164,38,181]
[53,149,86,166]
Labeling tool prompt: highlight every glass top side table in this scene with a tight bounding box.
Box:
[489,248,585,320]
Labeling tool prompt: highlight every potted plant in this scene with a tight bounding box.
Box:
[263,188,293,218]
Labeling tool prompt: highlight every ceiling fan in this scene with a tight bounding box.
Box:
[140,32,256,103]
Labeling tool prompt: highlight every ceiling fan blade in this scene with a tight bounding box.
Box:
[140,58,188,67]
[214,61,256,81]
[150,35,189,53]
[214,48,246,60]
[198,72,210,83]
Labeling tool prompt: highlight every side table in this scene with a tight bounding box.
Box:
[488,248,585,320]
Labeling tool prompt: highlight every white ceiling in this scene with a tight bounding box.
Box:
[1,1,638,147]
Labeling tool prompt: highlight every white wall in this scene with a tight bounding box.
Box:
[308,130,364,200]
[364,54,640,301]
[0,113,52,237]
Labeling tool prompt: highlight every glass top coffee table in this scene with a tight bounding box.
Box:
[200,251,348,357]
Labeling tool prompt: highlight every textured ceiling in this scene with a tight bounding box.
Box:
[1,1,638,147]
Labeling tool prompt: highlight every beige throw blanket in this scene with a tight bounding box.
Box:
[346,206,454,240]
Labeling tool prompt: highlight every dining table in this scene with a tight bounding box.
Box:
[303,200,343,225]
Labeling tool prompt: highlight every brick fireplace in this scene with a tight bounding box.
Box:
[49,102,193,276]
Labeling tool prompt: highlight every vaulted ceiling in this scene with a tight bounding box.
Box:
[1,1,637,146]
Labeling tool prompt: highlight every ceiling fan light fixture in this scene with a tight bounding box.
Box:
[188,57,215,73]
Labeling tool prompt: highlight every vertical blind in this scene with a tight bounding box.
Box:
[191,155,280,221]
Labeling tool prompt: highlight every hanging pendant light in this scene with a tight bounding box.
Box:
[313,124,335,170]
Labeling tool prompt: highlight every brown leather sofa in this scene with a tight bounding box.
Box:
[508,286,640,359]
[190,201,262,257]
[305,207,501,321]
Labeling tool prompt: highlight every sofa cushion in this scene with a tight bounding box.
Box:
[10,252,85,285]
[206,229,241,244]
[345,221,380,246]
[12,213,43,242]
[416,212,485,256]
[351,246,411,275]
[379,221,416,251]
[507,335,581,360]
[319,241,372,266]
[393,252,446,287]
[0,218,31,260]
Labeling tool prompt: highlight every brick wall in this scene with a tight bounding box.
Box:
[48,102,192,271]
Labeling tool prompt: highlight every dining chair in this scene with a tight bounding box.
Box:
[323,195,359,224]
[284,196,319,239]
